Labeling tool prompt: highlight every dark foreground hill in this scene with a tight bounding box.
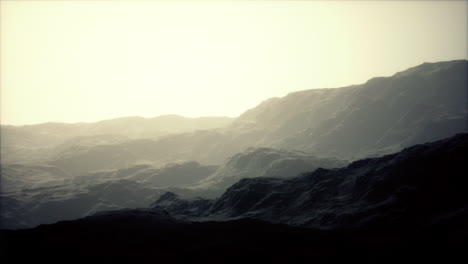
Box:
[1,134,467,260]
[1,208,466,260]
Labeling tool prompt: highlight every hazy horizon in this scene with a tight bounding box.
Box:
[0,58,466,127]
[1,1,467,126]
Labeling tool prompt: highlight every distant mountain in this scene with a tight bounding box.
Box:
[45,129,230,174]
[0,115,233,164]
[84,115,234,139]
[153,133,468,230]
[1,115,233,143]
[48,139,168,175]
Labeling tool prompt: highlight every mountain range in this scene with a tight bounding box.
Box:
[2,61,466,173]
[0,115,233,165]
[0,60,467,258]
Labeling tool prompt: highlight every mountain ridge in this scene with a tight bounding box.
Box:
[2,60,465,169]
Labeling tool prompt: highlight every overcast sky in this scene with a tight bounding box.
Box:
[1,1,467,125]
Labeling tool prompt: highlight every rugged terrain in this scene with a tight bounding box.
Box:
[0,60,467,241]
[2,134,467,259]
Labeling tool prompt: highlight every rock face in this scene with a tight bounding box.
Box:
[153,133,468,230]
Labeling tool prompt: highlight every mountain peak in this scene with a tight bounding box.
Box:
[393,59,467,78]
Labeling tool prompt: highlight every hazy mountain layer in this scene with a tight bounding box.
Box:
[0,115,233,164]
[74,161,218,187]
[0,148,343,229]
[0,164,71,193]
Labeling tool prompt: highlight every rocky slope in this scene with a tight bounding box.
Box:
[153,133,468,230]
[234,60,467,158]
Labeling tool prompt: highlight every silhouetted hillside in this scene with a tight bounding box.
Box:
[3,209,465,260]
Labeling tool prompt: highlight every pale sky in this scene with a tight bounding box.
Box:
[1,1,467,125]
